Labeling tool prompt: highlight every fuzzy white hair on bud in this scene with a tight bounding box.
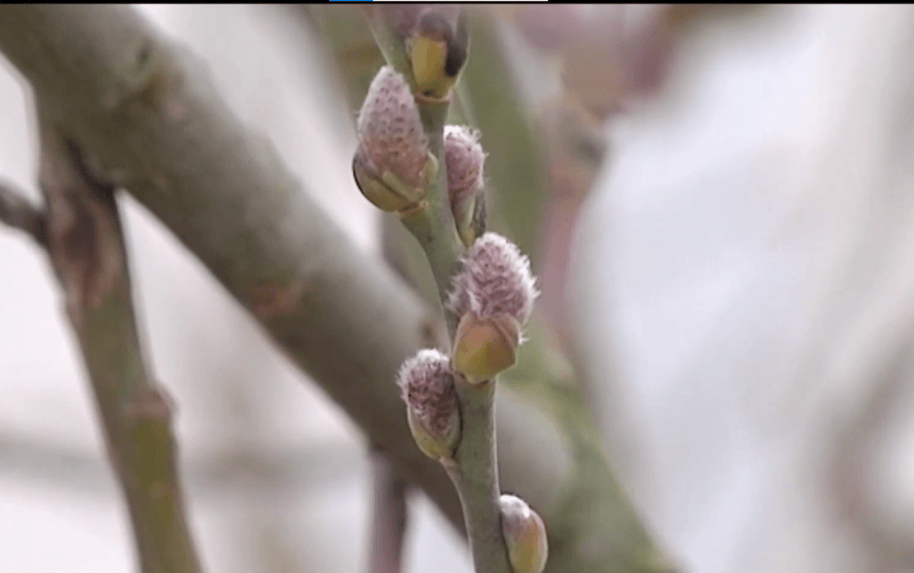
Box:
[447,232,538,326]
[500,494,548,573]
[444,125,485,202]
[397,349,459,452]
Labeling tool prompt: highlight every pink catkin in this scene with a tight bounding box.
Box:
[398,349,457,437]
[356,66,429,188]
[447,233,538,325]
[443,125,486,203]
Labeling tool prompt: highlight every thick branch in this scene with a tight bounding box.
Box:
[0,2,463,531]
[35,108,200,573]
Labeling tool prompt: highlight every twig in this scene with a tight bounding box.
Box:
[35,107,201,573]
[0,179,46,245]
[368,450,409,573]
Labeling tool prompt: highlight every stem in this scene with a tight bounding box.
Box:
[364,9,414,88]
[367,9,511,573]
[443,381,507,573]
[406,89,465,340]
[36,108,201,573]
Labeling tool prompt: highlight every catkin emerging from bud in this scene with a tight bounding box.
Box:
[447,233,538,326]
[398,349,460,459]
[444,125,485,202]
[448,233,538,383]
[444,125,486,246]
[500,494,548,573]
[354,66,434,211]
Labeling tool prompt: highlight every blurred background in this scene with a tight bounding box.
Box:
[2,4,914,573]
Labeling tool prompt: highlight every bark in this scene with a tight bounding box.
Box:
[32,108,200,573]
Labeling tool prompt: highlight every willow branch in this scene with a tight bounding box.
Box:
[364,9,512,573]
[34,107,200,573]
[0,6,673,572]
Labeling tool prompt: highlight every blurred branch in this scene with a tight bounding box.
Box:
[0,2,463,533]
[829,340,914,570]
[458,14,546,263]
[0,429,364,498]
[0,179,46,245]
[0,6,674,572]
[35,107,200,573]
[368,450,408,573]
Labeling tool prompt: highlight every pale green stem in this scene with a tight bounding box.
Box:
[366,9,512,573]
[443,380,507,573]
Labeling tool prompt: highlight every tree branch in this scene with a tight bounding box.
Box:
[0,179,46,245]
[34,106,200,573]
[0,2,464,532]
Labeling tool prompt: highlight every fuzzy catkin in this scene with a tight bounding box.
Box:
[398,349,457,437]
[356,66,429,188]
[447,233,538,325]
[444,125,485,202]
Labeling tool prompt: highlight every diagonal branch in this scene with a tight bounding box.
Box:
[35,107,201,573]
[0,2,463,531]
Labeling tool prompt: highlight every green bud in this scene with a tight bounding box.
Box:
[353,149,438,212]
[407,405,460,460]
[451,312,520,384]
[500,494,548,573]
[409,10,470,99]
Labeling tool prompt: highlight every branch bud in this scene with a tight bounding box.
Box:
[408,10,470,99]
[354,66,437,212]
[398,349,461,459]
[452,312,520,385]
[444,125,486,246]
[499,494,548,573]
[447,233,538,382]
